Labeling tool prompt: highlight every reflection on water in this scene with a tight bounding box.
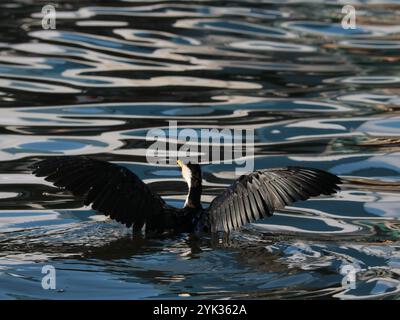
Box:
[0,0,399,300]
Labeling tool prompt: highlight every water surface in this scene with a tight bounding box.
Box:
[0,0,400,300]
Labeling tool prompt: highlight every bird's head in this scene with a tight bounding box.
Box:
[177,159,202,190]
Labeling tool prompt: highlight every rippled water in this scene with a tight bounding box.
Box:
[0,0,399,300]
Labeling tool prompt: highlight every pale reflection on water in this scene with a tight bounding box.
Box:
[0,0,399,300]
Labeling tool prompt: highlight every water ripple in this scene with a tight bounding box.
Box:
[0,0,399,300]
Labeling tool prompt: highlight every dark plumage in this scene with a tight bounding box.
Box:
[31,156,341,235]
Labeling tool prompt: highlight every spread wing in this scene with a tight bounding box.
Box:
[31,156,166,230]
[208,167,341,233]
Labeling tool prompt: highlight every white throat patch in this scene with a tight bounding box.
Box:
[181,165,192,188]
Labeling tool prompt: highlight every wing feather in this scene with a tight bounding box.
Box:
[208,167,341,232]
[31,156,166,229]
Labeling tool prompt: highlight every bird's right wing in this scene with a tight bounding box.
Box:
[208,167,341,233]
[31,156,167,231]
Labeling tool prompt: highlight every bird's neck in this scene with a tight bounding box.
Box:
[184,183,202,209]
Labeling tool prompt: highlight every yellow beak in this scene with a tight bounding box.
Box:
[177,160,183,168]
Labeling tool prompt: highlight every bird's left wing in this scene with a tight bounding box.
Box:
[208,167,341,233]
[31,156,166,230]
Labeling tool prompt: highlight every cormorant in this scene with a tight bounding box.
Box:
[31,157,341,235]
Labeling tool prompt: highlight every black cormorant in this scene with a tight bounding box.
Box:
[31,157,341,235]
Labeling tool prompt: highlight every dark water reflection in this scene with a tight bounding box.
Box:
[0,0,399,299]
